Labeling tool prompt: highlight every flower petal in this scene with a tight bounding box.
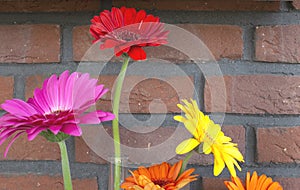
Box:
[176,138,200,155]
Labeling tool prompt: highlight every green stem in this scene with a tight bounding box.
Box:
[180,151,194,175]
[58,140,73,190]
[112,55,130,190]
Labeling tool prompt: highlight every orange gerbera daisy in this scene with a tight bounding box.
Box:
[224,171,283,190]
[121,160,198,190]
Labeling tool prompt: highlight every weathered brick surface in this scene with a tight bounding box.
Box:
[292,0,300,9]
[98,75,194,113]
[205,75,300,114]
[113,0,280,11]
[76,125,244,165]
[26,75,193,113]
[0,25,60,63]
[256,25,300,63]
[202,177,229,190]
[0,76,14,106]
[257,126,300,163]
[0,0,100,12]
[76,126,185,164]
[0,175,98,190]
[0,135,60,160]
[275,178,300,190]
[72,24,242,62]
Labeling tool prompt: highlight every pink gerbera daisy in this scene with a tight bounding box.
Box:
[0,70,114,156]
[90,6,169,60]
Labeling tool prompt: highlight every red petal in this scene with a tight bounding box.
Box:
[100,11,114,32]
[123,7,137,25]
[111,7,124,28]
[127,46,146,60]
[135,10,146,23]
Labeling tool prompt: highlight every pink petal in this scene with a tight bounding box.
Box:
[97,111,115,122]
[49,125,63,135]
[26,127,46,141]
[61,123,82,136]
[4,132,24,157]
[1,99,38,118]
[79,111,101,124]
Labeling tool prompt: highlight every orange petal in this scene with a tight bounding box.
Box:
[261,177,273,190]
[167,160,182,181]
[232,176,245,190]
[256,174,267,190]
[246,172,250,190]
[249,171,258,190]
[268,182,283,190]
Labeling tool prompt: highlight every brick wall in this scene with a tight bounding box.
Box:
[0,0,299,189]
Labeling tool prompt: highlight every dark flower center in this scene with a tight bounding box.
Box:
[153,179,171,187]
[113,29,140,42]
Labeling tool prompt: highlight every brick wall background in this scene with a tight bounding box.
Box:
[0,0,299,189]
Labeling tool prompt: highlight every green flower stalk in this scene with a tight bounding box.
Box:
[112,55,130,189]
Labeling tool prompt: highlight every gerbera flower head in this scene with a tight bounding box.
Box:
[0,70,114,157]
[121,160,198,190]
[174,99,244,177]
[90,6,169,61]
[224,171,283,190]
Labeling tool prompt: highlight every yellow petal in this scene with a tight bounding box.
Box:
[212,147,225,176]
[176,138,200,154]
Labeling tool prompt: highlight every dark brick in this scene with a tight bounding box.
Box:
[205,75,300,114]
[0,175,98,190]
[0,76,14,106]
[0,135,60,160]
[72,24,243,62]
[275,177,300,190]
[113,0,280,11]
[256,25,300,63]
[292,0,300,10]
[0,25,60,63]
[257,126,300,163]
[202,177,229,190]
[97,75,194,113]
[0,0,100,12]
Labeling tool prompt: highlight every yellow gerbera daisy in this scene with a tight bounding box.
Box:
[224,171,283,190]
[174,99,244,177]
[204,131,244,177]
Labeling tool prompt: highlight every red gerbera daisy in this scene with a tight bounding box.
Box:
[90,6,169,60]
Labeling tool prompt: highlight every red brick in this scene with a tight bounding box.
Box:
[76,126,186,164]
[292,0,300,9]
[0,135,60,160]
[0,175,98,190]
[73,26,94,62]
[26,75,194,113]
[257,126,300,163]
[205,75,300,114]
[75,136,107,164]
[76,125,244,165]
[202,177,229,190]
[113,0,280,11]
[256,25,300,63]
[99,75,194,113]
[275,178,300,190]
[0,76,14,106]
[0,25,60,63]
[73,24,242,62]
[172,125,245,165]
[0,0,100,12]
